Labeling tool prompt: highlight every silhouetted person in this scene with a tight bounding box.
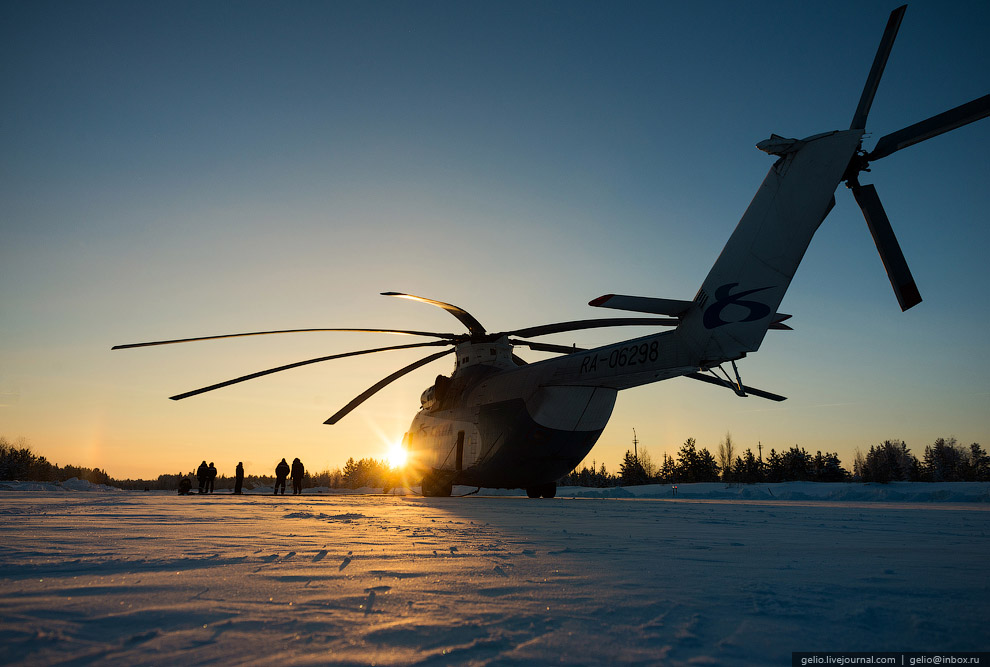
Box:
[207,462,217,494]
[274,458,290,495]
[234,462,244,495]
[178,478,192,495]
[196,461,208,494]
[290,458,305,495]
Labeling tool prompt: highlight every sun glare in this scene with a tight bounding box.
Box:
[385,441,408,469]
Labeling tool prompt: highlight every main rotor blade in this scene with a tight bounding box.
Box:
[324,347,454,425]
[850,5,906,130]
[505,317,679,339]
[381,292,486,336]
[113,328,458,350]
[851,183,922,311]
[508,339,588,355]
[868,94,990,161]
[169,340,451,401]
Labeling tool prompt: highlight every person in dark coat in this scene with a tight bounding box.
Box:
[234,462,244,495]
[196,461,209,494]
[207,462,217,494]
[290,458,305,495]
[274,458,290,495]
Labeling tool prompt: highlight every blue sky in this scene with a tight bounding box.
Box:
[2,0,988,479]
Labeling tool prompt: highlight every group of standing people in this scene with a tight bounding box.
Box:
[195,461,218,494]
[180,458,303,495]
[191,460,245,494]
[274,457,306,495]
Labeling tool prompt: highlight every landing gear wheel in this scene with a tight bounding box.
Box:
[526,482,556,499]
[421,472,452,497]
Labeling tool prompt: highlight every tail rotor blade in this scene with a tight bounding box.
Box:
[324,348,454,424]
[868,94,990,161]
[851,183,922,311]
[851,5,907,130]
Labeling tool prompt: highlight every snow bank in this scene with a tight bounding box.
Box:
[3,479,989,502]
[0,478,123,493]
[557,481,990,503]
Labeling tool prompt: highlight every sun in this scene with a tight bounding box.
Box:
[385,441,408,469]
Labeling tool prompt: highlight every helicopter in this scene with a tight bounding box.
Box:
[114,5,988,498]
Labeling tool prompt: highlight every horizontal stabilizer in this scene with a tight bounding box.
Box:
[685,371,787,402]
[735,384,788,402]
[589,294,693,317]
[770,313,793,331]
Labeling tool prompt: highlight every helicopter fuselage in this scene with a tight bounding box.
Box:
[405,337,616,494]
[405,330,698,494]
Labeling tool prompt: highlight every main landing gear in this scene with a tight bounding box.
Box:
[420,471,453,497]
[526,482,556,499]
[421,473,556,499]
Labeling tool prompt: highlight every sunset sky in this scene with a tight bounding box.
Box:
[2,1,988,480]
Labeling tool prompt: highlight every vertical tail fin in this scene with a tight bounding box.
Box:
[675,130,863,364]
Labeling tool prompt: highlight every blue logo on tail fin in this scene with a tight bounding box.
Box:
[703,283,773,329]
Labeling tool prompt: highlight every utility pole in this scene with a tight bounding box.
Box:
[632,428,638,461]
[758,440,763,463]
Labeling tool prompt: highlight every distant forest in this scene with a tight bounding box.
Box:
[563,435,990,487]
[0,437,397,492]
[2,434,988,491]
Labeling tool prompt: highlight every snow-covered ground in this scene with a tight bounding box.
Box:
[1,482,988,665]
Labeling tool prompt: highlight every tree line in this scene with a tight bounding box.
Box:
[0,438,398,491]
[853,438,990,483]
[0,437,113,486]
[4,434,988,490]
[560,434,989,487]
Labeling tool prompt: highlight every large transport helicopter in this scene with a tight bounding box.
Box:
[115,5,988,498]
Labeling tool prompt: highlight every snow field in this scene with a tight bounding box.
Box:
[0,487,987,665]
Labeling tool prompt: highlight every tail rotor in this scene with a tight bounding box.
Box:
[842,5,990,311]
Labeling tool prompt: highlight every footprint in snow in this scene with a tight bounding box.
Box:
[493,565,508,577]
[363,590,376,615]
[312,550,328,562]
[280,551,296,561]
[339,556,352,571]
[126,630,160,645]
